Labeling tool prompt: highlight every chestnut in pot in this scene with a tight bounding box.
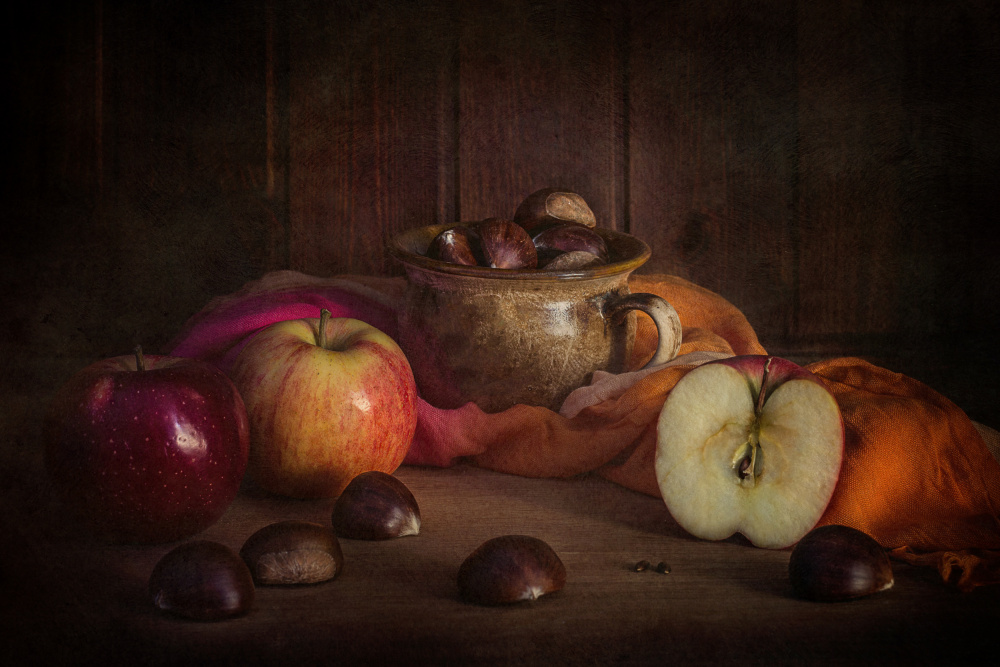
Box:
[473,218,538,270]
[531,222,609,264]
[541,250,606,271]
[514,188,597,232]
[426,225,482,266]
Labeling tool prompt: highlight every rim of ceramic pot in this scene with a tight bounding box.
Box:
[389,224,651,281]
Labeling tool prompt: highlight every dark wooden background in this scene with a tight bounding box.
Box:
[3,0,999,428]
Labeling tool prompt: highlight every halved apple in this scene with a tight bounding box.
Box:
[655,355,844,549]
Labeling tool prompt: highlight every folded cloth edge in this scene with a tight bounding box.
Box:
[164,269,1000,590]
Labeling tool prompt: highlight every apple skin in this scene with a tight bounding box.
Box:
[44,352,250,544]
[229,313,418,500]
[655,355,844,549]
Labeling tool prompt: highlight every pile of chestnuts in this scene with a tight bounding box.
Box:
[147,469,567,620]
[426,188,611,271]
[148,470,422,620]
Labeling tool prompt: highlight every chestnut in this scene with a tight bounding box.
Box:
[148,540,255,621]
[457,534,566,606]
[540,250,606,271]
[240,520,343,585]
[531,222,609,263]
[473,218,538,269]
[426,225,482,266]
[513,188,597,232]
[788,524,894,602]
[331,471,421,540]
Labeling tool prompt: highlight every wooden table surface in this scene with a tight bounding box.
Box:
[2,363,998,666]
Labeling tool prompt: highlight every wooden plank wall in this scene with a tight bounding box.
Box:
[4,0,999,426]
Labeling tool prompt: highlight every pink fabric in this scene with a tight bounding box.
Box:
[166,271,484,468]
[169,271,401,373]
[166,270,756,471]
[167,270,1000,592]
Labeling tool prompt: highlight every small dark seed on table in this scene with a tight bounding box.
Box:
[655,562,671,574]
[633,560,650,572]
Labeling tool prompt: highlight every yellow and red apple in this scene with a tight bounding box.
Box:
[655,355,844,549]
[45,349,250,544]
[230,310,418,499]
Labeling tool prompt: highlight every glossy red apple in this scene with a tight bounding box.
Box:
[45,347,250,544]
[655,355,844,549]
[229,310,418,499]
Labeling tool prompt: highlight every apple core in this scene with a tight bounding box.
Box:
[655,355,845,549]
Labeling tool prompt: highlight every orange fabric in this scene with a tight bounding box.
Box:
[808,357,1000,553]
[441,274,767,478]
[627,274,767,366]
[890,546,1000,592]
[169,271,1000,589]
[407,274,1000,588]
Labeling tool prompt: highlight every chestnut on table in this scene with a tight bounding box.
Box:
[7,185,998,664]
[6,463,999,665]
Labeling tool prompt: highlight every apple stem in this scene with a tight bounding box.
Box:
[134,345,146,372]
[317,308,331,350]
[755,356,772,416]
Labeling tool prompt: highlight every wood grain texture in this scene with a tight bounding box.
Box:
[286,0,456,277]
[455,0,626,229]
[794,0,907,339]
[3,0,1000,422]
[4,459,998,666]
[4,0,281,362]
[628,0,800,345]
[3,1,109,360]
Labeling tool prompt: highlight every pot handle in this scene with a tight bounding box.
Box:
[605,292,683,369]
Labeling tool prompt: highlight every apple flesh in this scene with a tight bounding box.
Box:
[44,348,249,544]
[230,310,418,499]
[655,355,844,549]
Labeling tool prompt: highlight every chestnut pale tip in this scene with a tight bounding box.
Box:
[788,524,894,602]
[457,534,566,606]
[332,471,421,540]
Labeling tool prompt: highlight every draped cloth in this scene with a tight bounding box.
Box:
[169,270,1000,591]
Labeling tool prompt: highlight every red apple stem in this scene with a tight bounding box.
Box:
[317,309,331,350]
[755,356,772,416]
[134,345,146,372]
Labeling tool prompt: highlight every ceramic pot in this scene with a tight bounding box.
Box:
[389,224,682,413]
